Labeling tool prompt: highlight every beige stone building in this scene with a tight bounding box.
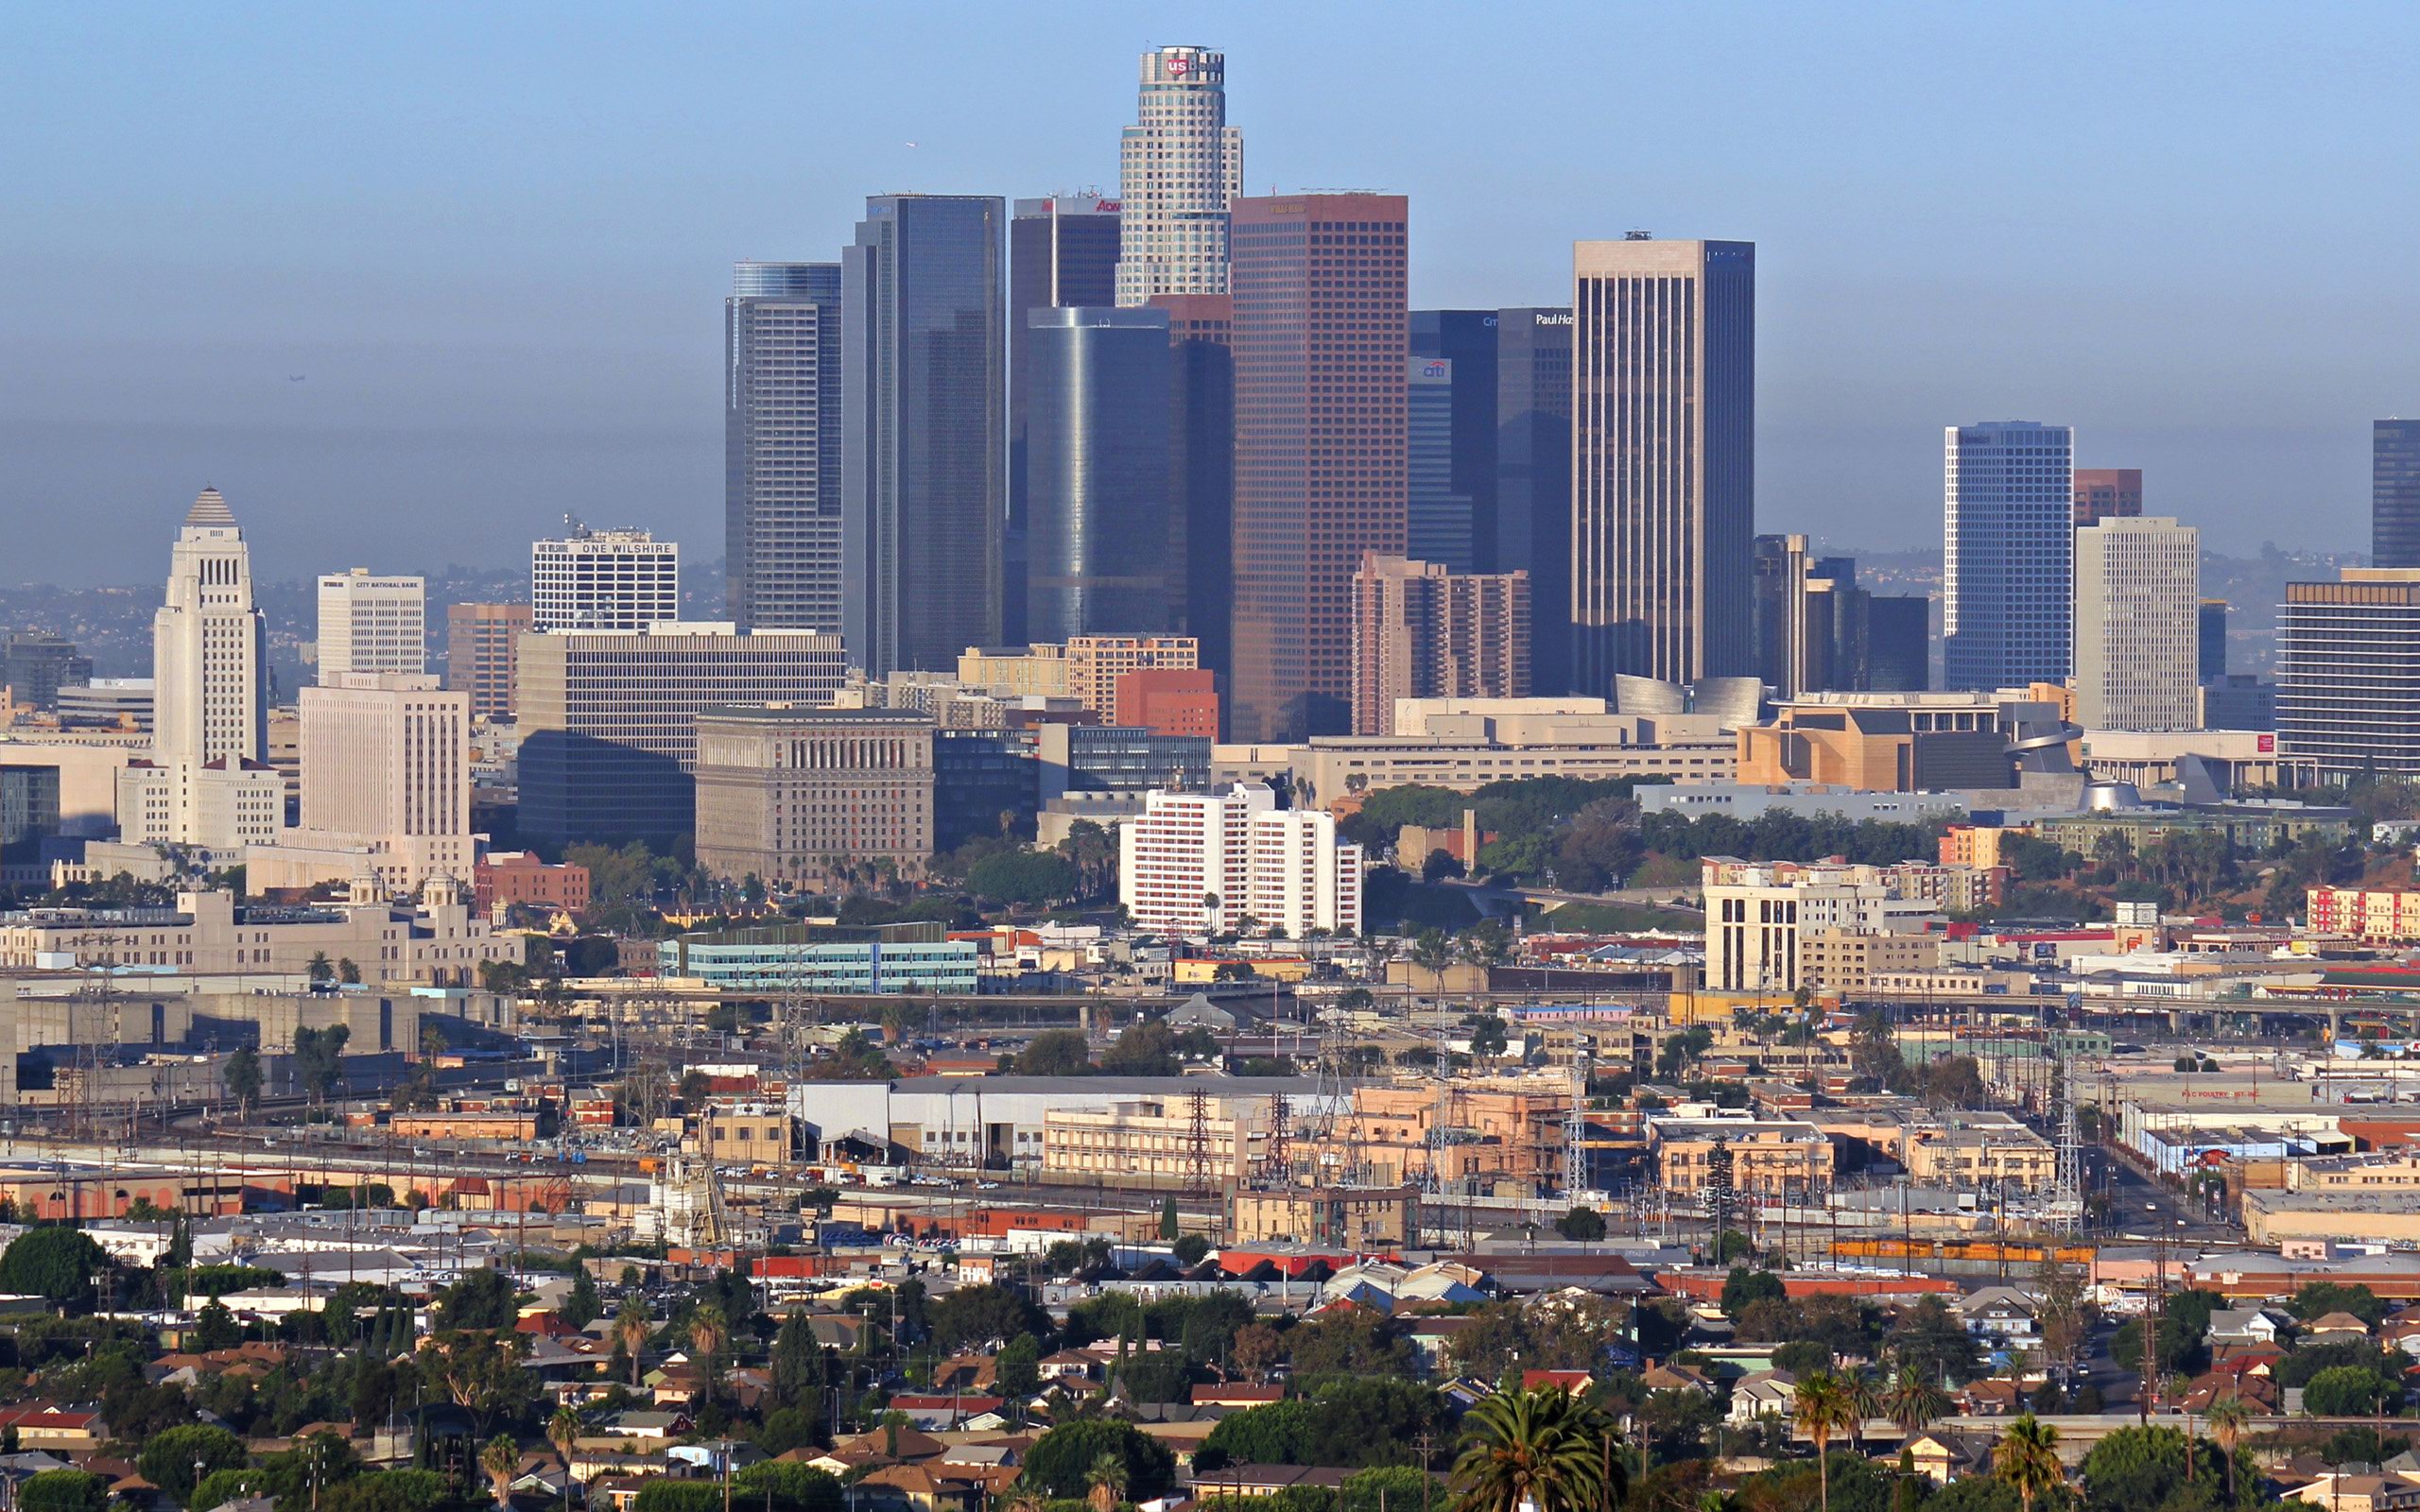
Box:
[1651,1117,1834,1199]
[1232,1186,1419,1247]
[1305,1080,1569,1194]
[695,1103,795,1166]
[1800,929,1943,995]
[1042,1093,1268,1189]
[692,706,935,887]
[958,637,1201,719]
[1349,556,1530,736]
[1903,1122,2056,1193]
[250,674,473,897]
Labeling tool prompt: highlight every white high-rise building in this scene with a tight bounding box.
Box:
[1113,44,1242,308]
[250,673,473,897]
[1118,782,1361,938]
[317,568,426,679]
[531,525,680,631]
[1945,421,2075,690]
[2075,516,2200,731]
[121,488,282,851]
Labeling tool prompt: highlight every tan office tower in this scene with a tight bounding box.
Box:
[1570,237,1755,691]
[693,706,936,887]
[1350,555,1531,734]
[316,569,426,679]
[1228,193,1409,741]
[1115,45,1242,307]
[2074,516,2199,731]
[443,603,532,723]
[251,673,473,896]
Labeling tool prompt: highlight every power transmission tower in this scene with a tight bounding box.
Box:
[1182,1088,1213,1197]
[1264,1092,1289,1188]
[1563,1052,1588,1198]
[2050,1035,2085,1235]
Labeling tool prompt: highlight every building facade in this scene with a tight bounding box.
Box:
[1570,239,1756,692]
[1702,857,1944,992]
[515,625,848,845]
[2074,515,2199,731]
[692,706,936,886]
[1350,555,1530,735]
[531,526,679,632]
[2070,467,2143,528]
[1114,668,1219,739]
[1114,44,1241,307]
[1944,421,2074,690]
[1150,293,1236,684]
[656,921,978,994]
[251,673,473,897]
[0,883,516,987]
[442,603,531,723]
[2,633,93,713]
[1228,193,1409,741]
[1410,310,1501,572]
[725,261,844,634]
[1024,306,1173,640]
[2277,569,2420,776]
[474,851,591,916]
[1405,356,1473,573]
[316,570,425,679]
[2377,421,2420,571]
[139,489,271,850]
[841,194,1006,674]
[1495,306,1575,696]
[1118,783,1362,937]
[1009,196,1122,644]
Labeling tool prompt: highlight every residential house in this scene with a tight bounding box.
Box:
[1955,1286,2041,1348]
[1729,1369,1797,1426]
[2279,1474,2420,1512]
[2306,1311,2375,1344]
[1903,1431,1990,1486]
[2205,1307,2288,1347]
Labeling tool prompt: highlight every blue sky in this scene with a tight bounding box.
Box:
[2,0,2412,583]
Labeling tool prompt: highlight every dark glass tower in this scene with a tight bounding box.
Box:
[1151,294,1236,683]
[1865,596,1930,691]
[1495,307,1574,693]
[726,262,842,632]
[1024,306,1173,640]
[840,195,1006,674]
[1409,310,1499,569]
[2376,420,2420,570]
[1008,197,1121,643]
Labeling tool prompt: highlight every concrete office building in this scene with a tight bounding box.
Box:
[2071,467,2143,528]
[55,679,153,734]
[1570,238,1755,691]
[516,624,847,846]
[693,706,935,887]
[1350,555,1530,735]
[1410,311,1500,572]
[2277,569,2420,775]
[250,674,473,897]
[725,262,844,634]
[1115,669,1219,739]
[1114,45,1241,307]
[1,634,91,713]
[1150,293,1236,680]
[442,603,531,723]
[531,526,679,632]
[1281,700,1740,805]
[1405,356,1472,572]
[1117,782,1361,938]
[1024,307,1173,640]
[1702,857,1941,993]
[1035,721,1209,803]
[316,570,425,679]
[1009,196,1122,644]
[2075,516,2200,731]
[841,194,1005,675]
[1229,193,1409,742]
[957,636,1200,718]
[2377,421,2420,571]
[1495,306,1575,694]
[129,489,274,852]
[1944,421,2075,690]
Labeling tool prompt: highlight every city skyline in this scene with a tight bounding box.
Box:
[8,4,2418,583]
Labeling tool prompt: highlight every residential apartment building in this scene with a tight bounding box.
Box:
[692,706,936,887]
[1350,555,1530,735]
[442,603,532,723]
[2075,516,2199,731]
[316,570,426,679]
[1798,929,1944,995]
[531,526,679,631]
[1703,857,1945,992]
[515,625,847,846]
[1570,238,1756,689]
[2308,886,2420,944]
[2277,568,2420,776]
[1116,782,1361,937]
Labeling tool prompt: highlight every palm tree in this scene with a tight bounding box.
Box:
[1449,1386,1620,1512]
[1085,1452,1129,1512]
[615,1295,651,1386]
[2204,1391,2252,1505]
[1990,1414,2063,1512]
[1792,1372,1858,1512]
[547,1404,581,1462]
[689,1301,729,1363]
[1882,1365,1950,1445]
[480,1435,521,1508]
[1844,1369,1882,1456]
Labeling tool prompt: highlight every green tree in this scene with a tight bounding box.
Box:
[1019,1420,1175,1503]
[437,1265,519,1331]
[927,1282,1050,1353]
[1720,1266,1786,1319]
[18,1471,108,1512]
[770,1310,829,1419]
[2077,1425,2222,1512]
[1989,1415,2063,1512]
[1791,1373,1858,1512]
[319,1471,449,1512]
[479,1435,520,1508]
[966,850,1080,909]
[1552,1206,1605,1241]
[2202,1392,2251,1507]
[1160,1195,1181,1241]
[0,1226,110,1307]
[193,1297,242,1351]
[139,1424,248,1508]
[561,1267,602,1330]
[997,1332,1043,1400]
[292,1024,353,1104]
[1012,1028,1094,1076]
[1099,1020,1181,1076]
[2289,1280,2387,1327]
[2306,1363,2400,1417]
[1447,1387,1620,1512]
[731,1463,842,1512]
[308,951,334,984]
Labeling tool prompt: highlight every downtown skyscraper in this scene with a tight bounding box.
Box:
[1944,421,2074,689]
[1023,306,1173,640]
[840,194,1006,675]
[2376,419,2420,570]
[726,261,843,632]
[1227,194,1409,741]
[1114,45,1242,307]
[1495,306,1574,693]
[1007,196,1121,644]
[1570,238,1756,691]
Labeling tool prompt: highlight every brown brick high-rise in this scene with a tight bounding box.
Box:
[1227,194,1409,741]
